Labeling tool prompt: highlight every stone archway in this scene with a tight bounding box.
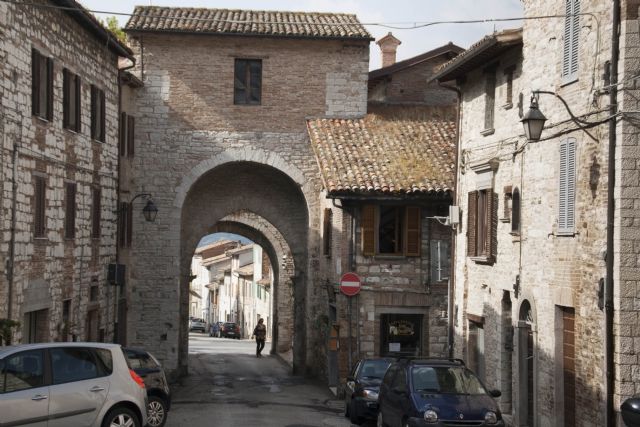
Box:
[178,160,311,375]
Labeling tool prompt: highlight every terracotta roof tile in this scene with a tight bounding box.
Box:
[308,107,457,197]
[125,6,372,40]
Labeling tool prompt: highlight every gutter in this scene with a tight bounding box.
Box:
[605,0,620,425]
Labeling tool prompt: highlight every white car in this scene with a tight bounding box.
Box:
[0,342,148,427]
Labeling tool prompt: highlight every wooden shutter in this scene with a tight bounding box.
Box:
[46,57,54,121]
[405,206,421,256]
[62,69,69,128]
[119,112,127,155]
[91,86,96,139]
[118,202,127,247]
[127,115,135,156]
[362,205,376,256]
[126,201,133,247]
[99,90,105,142]
[558,138,576,234]
[34,176,46,237]
[323,208,332,257]
[31,48,40,116]
[75,75,81,132]
[467,191,478,257]
[65,182,76,239]
[562,0,580,83]
[92,187,101,238]
[485,191,498,259]
[484,70,496,130]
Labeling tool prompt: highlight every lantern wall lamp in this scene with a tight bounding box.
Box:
[129,193,158,222]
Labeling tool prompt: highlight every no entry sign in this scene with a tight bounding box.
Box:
[340,272,361,297]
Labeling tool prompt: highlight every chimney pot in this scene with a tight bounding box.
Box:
[376,32,402,68]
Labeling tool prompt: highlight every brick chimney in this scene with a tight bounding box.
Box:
[376,32,402,68]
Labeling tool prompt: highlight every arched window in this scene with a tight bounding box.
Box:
[511,188,521,234]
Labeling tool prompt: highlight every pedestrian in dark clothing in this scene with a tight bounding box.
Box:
[253,318,266,357]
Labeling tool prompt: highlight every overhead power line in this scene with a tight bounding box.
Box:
[0,0,605,31]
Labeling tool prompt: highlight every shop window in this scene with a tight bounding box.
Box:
[380,313,423,357]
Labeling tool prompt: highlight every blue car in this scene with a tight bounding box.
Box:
[377,358,504,427]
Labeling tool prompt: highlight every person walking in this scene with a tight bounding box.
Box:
[253,318,266,357]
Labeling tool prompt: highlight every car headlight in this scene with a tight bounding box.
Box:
[485,411,498,424]
[362,389,379,401]
[424,409,438,423]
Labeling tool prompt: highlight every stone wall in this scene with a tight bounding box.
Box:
[0,0,121,343]
[121,30,369,376]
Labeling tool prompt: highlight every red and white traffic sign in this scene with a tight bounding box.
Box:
[340,272,361,297]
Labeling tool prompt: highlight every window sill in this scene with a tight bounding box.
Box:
[372,254,408,260]
[499,217,511,223]
[481,128,495,136]
[33,115,50,124]
[503,102,513,110]
[560,77,579,88]
[469,255,494,265]
[64,127,80,135]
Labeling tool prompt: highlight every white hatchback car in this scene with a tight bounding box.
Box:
[0,342,148,427]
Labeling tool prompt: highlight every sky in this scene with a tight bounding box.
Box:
[198,232,252,247]
[83,0,524,70]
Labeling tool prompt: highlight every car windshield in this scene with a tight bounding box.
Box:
[358,360,392,379]
[411,366,487,395]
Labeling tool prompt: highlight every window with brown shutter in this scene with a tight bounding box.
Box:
[467,189,497,262]
[65,182,76,239]
[31,49,53,120]
[323,208,332,257]
[91,86,105,142]
[405,206,421,256]
[34,175,46,238]
[361,205,376,256]
[127,115,135,156]
[92,187,101,239]
[63,69,81,132]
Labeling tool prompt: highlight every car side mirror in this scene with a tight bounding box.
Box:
[621,398,640,427]
[489,389,502,398]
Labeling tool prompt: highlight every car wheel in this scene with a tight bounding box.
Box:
[377,412,388,427]
[349,398,361,424]
[147,396,168,427]
[102,406,140,427]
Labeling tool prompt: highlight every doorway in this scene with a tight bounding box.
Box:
[517,299,535,426]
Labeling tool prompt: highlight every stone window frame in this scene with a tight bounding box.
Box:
[234,58,262,105]
[361,204,421,257]
[467,160,498,264]
[31,48,54,121]
[90,85,106,142]
[62,68,81,132]
[503,65,516,110]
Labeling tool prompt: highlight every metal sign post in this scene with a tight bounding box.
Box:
[340,273,361,373]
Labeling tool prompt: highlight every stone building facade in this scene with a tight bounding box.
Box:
[120,7,371,377]
[0,0,131,344]
[435,0,640,425]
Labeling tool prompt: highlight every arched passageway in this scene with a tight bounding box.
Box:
[179,161,309,374]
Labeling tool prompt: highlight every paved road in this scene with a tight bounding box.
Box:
[164,333,371,427]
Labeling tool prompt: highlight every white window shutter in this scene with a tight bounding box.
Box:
[562,0,580,83]
[558,138,576,235]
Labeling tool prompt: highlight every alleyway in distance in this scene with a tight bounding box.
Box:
[165,333,371,427]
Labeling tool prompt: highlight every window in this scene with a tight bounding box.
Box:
[92,187,101,238]
[380,313,423,356]
[90,284,99,302]
[562,0,580,83]
[61,300,71,342]
[120,113,135,156]
[468,318,485,382]
[1,350,45,393]
[50,348,99,384]
[511,188,521,234]
[31,48,53,120]
[91,85,105,142]
[467,189,497,262]
[323,208,332,257]
[362,205,420,256]
[63,69,81,132]
[504,66,515,108]
[234,59,262,105]
[430,240,450,283]
[33,175,46,238]
[118,202,132,247]
[483,68,496,133]
[558,138,576,235]
[64,182,76,239]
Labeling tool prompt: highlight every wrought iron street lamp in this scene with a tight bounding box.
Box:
[130,193,158,222]
[521,95,547,141]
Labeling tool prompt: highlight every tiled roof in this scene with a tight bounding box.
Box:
[369,42,464,81]
[125,7,372,40]
[308,107,457,197]
[432,28,522,82]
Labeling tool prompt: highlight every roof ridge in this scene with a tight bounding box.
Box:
[132,5,359,17]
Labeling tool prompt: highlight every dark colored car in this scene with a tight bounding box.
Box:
[124,348,171,427]
[344,358,394,424]
[377,358,504,427]
[209,321,225,337]
[622,397,640,427]
[220,322,240,339]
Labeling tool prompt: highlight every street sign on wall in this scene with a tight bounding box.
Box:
[340,272,361,297]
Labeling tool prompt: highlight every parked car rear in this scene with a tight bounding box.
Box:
[124,347,171,427]
[0,342,147,427]
[220,322,240,338]
[188,318,207,333]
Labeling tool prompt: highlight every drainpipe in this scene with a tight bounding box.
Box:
[7,141,19,328]
[605,0,620,425]
[438,82,462,359]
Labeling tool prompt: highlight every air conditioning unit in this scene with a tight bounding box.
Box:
[448,205,460,226]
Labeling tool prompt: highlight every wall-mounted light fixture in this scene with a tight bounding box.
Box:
[521,94,547,141]
[129,193,158,222]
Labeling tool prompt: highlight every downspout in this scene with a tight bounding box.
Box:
[7,141,19,329]
[438,82,462,359]
[605,0,620,425]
